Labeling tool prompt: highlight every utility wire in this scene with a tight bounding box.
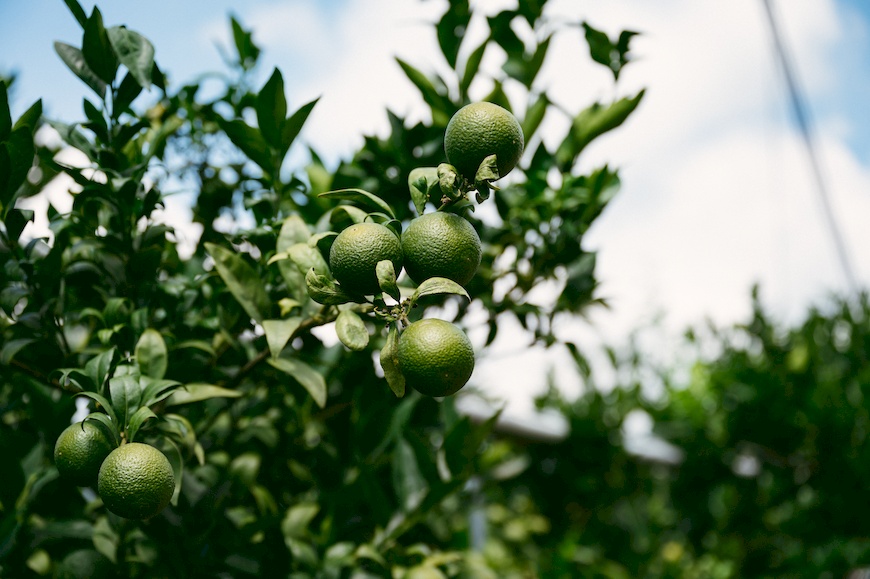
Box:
[760,0,860,294]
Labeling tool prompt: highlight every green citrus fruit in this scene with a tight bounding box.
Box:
[401,211,481,286]
[97,443,175,520]
[54,420,115,487]
[444,101,524,181]
[398,318,474,397]
[329,222,403,295]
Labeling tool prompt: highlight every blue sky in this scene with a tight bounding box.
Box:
[3,0,870,413]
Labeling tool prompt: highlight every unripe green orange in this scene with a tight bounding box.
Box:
[401,211,481,286]
[398,318,474,397]
[97,443,175,520]
[444,102,524,181]
[54,420,115,487]
[329,222,403,295]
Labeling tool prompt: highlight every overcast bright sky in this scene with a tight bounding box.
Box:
[2,0,869,418]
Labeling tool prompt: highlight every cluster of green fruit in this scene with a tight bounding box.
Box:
[322,102,524,398]
[54,421,174,520]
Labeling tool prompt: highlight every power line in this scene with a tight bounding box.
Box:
[760,0,860,294]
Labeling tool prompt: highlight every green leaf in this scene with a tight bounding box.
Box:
[281,97,319,155]
[395,58,451,125]
[409,277,470,307]
[140,376,183,406]
[4,209,33,242]
[287,242,329,277]
[160,438,183,506]
[460,39,487,97]
[318,188,395,219]
[392,437,429,511]
[442,410,501,479]
[217,117,273,174]
[12,99,43,133]
[165,383,243,406]
[106,26,155,88]
[282,503,319,540]
[583,22,638,81]
[376,260,400,302]
[336,309,369,351]
[436,0,470,68]
[126,406,157,442]
[503,34,551,88]
[263,317,302,358]
[0,127,35,206]
[84,347,118,393]
[380,325,405,397]
[309,231,338,258]
[256,68,287,149]
[92,517,118,563]
[408,167,437,216]
[83,412,121,448]
[63,0,88,28]
[267,357,327,408]
[54,42,107,98]
[206,242,271,323]
[556,90,644,170]
[51,368,95,393]
[109,374,142,431]
[82,7,118,83]
[135,329,168,379]
[278,214,311,246]
[75,391,118,426]
[522,93,549,142]
[112,72,142,117]
[230,15,260,68]
[0,81,10,141]
[305,268,358,306]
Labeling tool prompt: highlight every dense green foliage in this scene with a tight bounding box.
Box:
[1,0,643,576]
[3,1,866,578]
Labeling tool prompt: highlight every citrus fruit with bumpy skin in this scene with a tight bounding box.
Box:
[329,222,403,295]
[401,211,481,286]
[97,443,175,520]
[54,420,115,487]
[444,101,524,181]
[398,318,474,397]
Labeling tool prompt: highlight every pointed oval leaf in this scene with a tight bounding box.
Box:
[336,309,369,351]
[318,188,395,219]
[263,317,302,358]
[281,97,319,155]
[140,376,183,406]
[106,26,155,88]
[109,374,142,430]
[410,277,470,307]
[82,7,118,83]
[267,357,327,408]
[408,167,438,216]
[83,412,121,448]
[74,391,118,426]
[165,383,243,406]
[305,268,357,306]
[256,67,287,148]
[392,437,429,511]
[126,406,157,442]
[376,260,400,302]
[135,329,168,379]
[206,242,270,323]
[287,243,329,277]
[380,325,405,397]
[54,42,106,98]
